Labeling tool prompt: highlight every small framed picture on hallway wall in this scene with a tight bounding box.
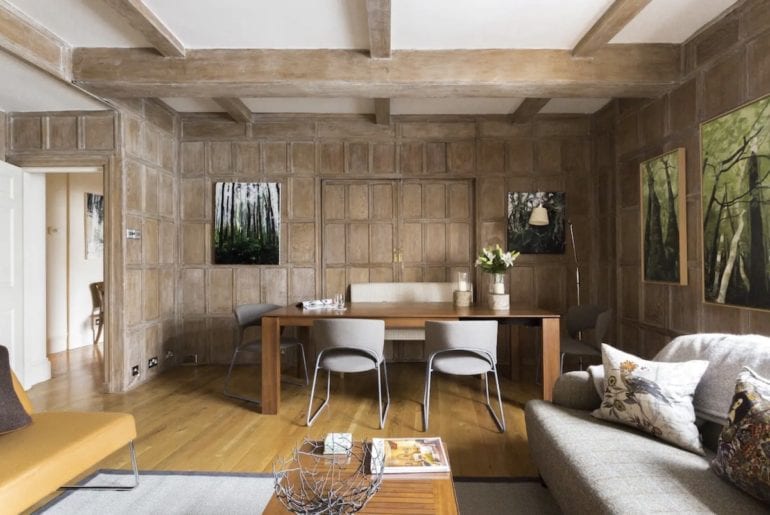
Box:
[84,192,104,260]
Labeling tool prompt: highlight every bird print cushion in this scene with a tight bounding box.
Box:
[592,344,709,454]
[711,367,770,502]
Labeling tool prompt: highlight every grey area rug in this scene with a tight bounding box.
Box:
[36,470,561,514]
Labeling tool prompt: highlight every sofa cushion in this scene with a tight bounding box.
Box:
[712,367,770,503]
[525,399,768,514]
[654,333,770,425]
[0,411,137,514]
[592,344,708,454]
[0,346,31,434]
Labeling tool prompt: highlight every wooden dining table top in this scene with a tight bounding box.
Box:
[262,302,560,320]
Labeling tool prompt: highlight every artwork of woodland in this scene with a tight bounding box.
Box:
[507,192,565,254]
[702,95,770,310]
[85,192,104,259]
[641,148,686,284]
[214,182,280,265]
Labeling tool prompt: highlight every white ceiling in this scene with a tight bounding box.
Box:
[0,0,739,114]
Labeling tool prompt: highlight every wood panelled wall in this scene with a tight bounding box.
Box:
[116,99,178,390]
[177,115,597,369]
[599,0,770,358]
[5,101,179,391]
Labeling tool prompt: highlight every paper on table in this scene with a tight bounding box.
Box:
[300,299,335,310]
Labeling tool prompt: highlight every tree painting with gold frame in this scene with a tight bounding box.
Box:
[640,148,687,284]
[702,95,770,310]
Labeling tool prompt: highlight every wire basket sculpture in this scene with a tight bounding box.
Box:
[273,439,384,514]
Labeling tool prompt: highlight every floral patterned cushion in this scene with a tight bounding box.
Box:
[592,344,709,454]
[712,367,770,503]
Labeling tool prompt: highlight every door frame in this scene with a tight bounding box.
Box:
[8,154,118,392]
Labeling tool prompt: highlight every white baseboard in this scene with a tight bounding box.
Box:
[22,357,52,389]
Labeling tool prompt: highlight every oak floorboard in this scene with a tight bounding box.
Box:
[26,346,541,482]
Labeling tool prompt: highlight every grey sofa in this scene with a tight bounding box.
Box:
[525,333,770,514]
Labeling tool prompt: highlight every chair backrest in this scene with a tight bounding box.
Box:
[312,319,385,361]
[89,281,104,312]
[350,282,454,303]
[565,304,611,349]
[233,304,280,329]
[425,320,499,362]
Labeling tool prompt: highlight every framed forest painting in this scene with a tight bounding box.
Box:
[507,191,566,254]
[702,95,770,310]
[640,148,687,284]
[214,182,280,265]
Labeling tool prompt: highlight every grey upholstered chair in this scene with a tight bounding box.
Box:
[559,304,612,373]
[223,303,308,404]
[306,319,389,428]
[423,320,505,432]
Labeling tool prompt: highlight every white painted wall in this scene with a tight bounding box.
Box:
[45,173,103,352]
[45,174,68,354]
[67,173,103,349]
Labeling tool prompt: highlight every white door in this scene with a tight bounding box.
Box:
[0,161,25,378]
[0,162,51,388]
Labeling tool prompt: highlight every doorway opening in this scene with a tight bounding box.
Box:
[34,166,106,388]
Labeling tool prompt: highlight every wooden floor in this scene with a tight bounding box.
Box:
[27,345,541,479]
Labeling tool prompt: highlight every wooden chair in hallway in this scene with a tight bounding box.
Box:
[89,281,104,345]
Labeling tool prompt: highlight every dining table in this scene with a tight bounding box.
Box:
[259,302,560,414]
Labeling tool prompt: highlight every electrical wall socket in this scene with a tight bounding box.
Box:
[148,356,159,368]
[131,365,139,376]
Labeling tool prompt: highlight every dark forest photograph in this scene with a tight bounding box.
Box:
[214,182,280,265]
[702,95,770,310]
[641,148,687,284]
[507,192,565,254]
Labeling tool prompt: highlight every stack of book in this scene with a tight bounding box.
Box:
[370,437,450,474]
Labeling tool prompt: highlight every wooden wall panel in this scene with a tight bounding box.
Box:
[605,0,770,355]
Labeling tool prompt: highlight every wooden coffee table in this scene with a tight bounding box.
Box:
[262,473,459,514]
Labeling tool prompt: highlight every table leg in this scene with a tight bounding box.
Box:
[541,317,560,402]
[261,316,280,414]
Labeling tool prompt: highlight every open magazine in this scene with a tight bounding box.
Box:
[371,437,450,474]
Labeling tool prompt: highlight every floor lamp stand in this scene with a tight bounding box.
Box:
[568,221,580,307]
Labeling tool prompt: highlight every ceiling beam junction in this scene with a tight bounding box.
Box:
[0,0,71,80]
[572,0,652,57]
[72,46,681,99]
[374,98,390,125]
[510,98,551,124]
[366,0,391,59]
[213,97,252,123]
[103,0,185,57]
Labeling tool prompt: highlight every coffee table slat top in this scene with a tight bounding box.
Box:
[263,474,458,514]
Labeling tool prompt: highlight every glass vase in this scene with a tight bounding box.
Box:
[489,273,506,294]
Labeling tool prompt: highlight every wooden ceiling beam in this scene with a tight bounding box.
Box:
[510,98,550,124]
[366,0,391,59]
[72,46,680,99]
[0,0,70,79]
[213,97,252,123]
[573,0,652,57]
[374,98,390,125]
[103,0,185,57]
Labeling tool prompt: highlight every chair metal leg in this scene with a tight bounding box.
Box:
[61,441,139,490]
[222,349,262,405]
[297,344,309,385]
[376,360,391,429]
[484,369,506,433]
[306,364,331,427]
[422,359,433,432]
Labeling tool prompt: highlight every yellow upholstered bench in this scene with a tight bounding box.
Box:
[0,373,138,514]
